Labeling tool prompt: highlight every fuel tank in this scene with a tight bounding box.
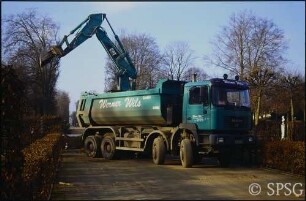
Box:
[76,79,186,127]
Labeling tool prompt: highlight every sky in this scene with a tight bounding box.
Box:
[1,1,305,114]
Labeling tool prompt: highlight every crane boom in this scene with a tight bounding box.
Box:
[40,13,137,91]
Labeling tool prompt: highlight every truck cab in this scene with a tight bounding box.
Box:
[182,75,255,165]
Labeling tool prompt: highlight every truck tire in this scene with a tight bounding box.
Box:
[84,136,101,158]
[152,137,166,165]
[180,139,193,168]
[101,135,116,160]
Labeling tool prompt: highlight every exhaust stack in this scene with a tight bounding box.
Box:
[192,73,197,82]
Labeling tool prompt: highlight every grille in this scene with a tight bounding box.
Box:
[224,116,247,129]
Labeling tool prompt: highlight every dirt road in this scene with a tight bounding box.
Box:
[51,149,305,200]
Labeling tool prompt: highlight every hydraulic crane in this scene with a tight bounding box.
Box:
[40,13,137,91]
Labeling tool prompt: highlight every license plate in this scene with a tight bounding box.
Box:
[235,140,243,144]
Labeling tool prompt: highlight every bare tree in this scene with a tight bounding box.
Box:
[2,9,60,115]
[162,41,195,81]
[206,10,288,125]
[279,71,304,139]
[70,101,79,127]
[104,32,163,91]
[55,90,70,124]
[249,67,305,126]
[247,67,280,125]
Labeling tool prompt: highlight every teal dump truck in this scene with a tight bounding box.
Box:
[77,76,256,168]
[41,13,256,167]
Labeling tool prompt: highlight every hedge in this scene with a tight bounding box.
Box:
[20,115,67,149]
[255,120,305,142]
[21,133,63,200]
[261,140,305,175]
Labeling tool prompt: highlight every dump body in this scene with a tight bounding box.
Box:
[77,79,186,127]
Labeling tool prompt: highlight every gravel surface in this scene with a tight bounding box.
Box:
[51,149,305,200]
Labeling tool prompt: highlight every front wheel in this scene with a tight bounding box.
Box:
[152,137,166,165]
[101,135,116,160]
[180,139,193,168]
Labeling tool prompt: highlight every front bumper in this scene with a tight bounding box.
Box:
[209,134,256,146]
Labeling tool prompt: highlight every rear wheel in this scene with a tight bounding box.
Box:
[152,137,166,165]
[101,135,116,160]
[180,139,193,168]
[84,136,101,158]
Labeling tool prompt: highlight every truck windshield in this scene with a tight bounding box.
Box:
[212,86,250,108]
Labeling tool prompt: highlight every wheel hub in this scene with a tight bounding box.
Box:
[106,143,111,152]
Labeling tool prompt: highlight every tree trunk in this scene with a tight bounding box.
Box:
[290,97,294,140]
[255,94,261,126]
[286,113,289,139]
[254,89,262,126]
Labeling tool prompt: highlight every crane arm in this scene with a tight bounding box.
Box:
[40,13,137,91]
[40,13,104,66]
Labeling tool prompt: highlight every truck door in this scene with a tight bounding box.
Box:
[186,85,210,130]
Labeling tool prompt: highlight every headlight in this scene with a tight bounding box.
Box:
[217,137,224,143]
